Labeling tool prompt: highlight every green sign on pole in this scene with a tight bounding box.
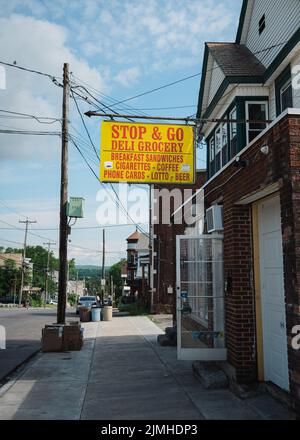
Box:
[67,197,84,218]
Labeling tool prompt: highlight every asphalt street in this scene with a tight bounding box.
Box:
[0,307,78,382]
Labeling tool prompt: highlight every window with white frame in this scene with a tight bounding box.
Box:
[215,126,221,154]
[209,137,215,162]
[215,126,222,171]
[246,101,268,144]
[280,79,293,113]
[221,123,228,165]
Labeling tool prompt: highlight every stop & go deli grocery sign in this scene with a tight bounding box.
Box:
[100,121,195,184]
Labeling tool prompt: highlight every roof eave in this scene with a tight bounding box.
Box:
[236,0,249,43]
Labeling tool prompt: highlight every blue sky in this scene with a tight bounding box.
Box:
[0,0,242,266]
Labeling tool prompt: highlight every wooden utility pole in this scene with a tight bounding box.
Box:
[101,228,105,304]
[110,275,114,306]
[57,63,69,325]
[43,241,56,307]
[18,218,36,307]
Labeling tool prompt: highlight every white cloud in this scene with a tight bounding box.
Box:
[0,14,106,161]
[2,1,238,78]
[114,66,140,87]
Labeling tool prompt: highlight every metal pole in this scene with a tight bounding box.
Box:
[149,184,154,313]
[13,276,17,305]
[84,111,272,125]
[57,63,69,325]
[43,242,56,308]
[101,228,105,304]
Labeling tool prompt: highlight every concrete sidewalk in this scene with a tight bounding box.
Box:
[0,316,294,420]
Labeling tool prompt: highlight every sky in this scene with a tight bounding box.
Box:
[0,0,242,266]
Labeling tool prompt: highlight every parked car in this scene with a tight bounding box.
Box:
[49,299,58,305]
[76,296,98,314]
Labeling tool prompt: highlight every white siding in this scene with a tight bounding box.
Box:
[208,60,225,105]
[269,81,276,120]
[244,0,300,68]
[291,51,300,110]
[203,85,270,138]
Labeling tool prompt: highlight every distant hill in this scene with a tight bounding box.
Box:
[75,265,111,278]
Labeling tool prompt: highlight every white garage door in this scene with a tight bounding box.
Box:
[258,195,289,391]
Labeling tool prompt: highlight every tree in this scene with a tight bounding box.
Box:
[68,258,77,280]
[1,246,75,296]
[109,259,126,299]
[0,259,22,299]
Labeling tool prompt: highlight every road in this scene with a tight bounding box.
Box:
[0,307,78,382]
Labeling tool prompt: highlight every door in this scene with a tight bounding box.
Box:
[258,195,289,391]
[176,235,227,361]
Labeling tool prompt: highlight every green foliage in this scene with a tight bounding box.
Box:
[0,258,21,297]
[109,259,126,299]
[68,259,77,280]
[76,266,102,279]
[118,300,148,316]
[68,293,77,306]
[29,296,43,307]
[0,246,74,298]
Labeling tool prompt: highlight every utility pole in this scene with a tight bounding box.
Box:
[101,228,105,304]
[18,218,36,307]
[13,276,17,305]
[110,275,114,306]
[149,184,154,313]
[57,62,69,325]
[43,241,56,308]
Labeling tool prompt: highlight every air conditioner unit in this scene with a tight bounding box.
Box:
[206,205,223,233]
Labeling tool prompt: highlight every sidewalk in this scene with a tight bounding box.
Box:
[0,315,294,420]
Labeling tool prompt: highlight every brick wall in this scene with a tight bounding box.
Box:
[153,171,206,314]
[204,114,300,409]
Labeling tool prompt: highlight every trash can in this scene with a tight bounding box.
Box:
[79,307,90,322]
[91,307,101,322]
[102,305,113,321]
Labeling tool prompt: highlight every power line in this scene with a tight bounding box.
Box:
[0,199,28,219]
[107,40,288,109]
[70,74,151,117]
[0,223,148,231]
[0,60,59,80]
[0,129,61,136]
[0,219,57,242]
[111,105,197,111]
[109,72,202,107]
[71,89,99,160]
[69,135,149,236]
[0,109,61,124]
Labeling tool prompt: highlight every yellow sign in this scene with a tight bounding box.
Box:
[100,121,195,184]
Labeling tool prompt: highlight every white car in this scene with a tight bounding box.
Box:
[76,296,98,314]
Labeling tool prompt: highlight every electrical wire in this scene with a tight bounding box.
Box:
[107,40,289,110]
[69,135,149,237]
[0,129,61,136]
[0,109,61,124]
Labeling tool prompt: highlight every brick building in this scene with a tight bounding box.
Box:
[151,171,206,315]
[126,230,149,305]
[166,0,300,412]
